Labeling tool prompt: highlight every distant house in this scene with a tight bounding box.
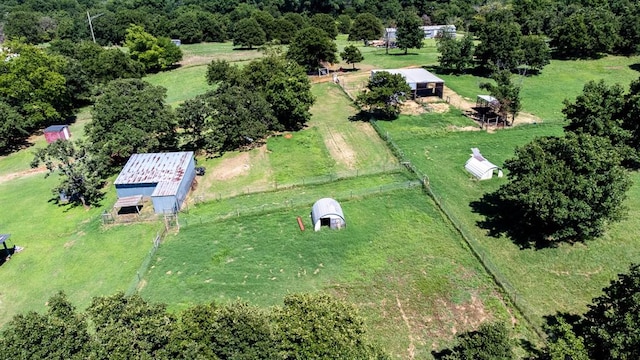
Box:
[114,152,196,214]
[371,68,445,98]
[44,125,71,143]
[465,148,503,180]
[310,198,346,231]
[384,25,456,44]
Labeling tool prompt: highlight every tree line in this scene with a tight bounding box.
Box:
[2,0,639,60]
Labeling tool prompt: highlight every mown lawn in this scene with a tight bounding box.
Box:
[0,175,159,328]
[376,106,640,327]
[141,187,519,358]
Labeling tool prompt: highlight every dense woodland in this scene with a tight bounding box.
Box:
[2,0,640,358]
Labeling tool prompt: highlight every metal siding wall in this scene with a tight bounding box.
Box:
[152,196,178,214]
[175,156,196,209]
[115,183,157,198]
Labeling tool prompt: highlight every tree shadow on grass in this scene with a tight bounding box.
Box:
[470,191,559,250]
[629,63,640,73]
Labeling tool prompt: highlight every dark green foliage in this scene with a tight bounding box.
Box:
[479,70,522,124]
[551,6,620,59]
[614,3,640,55]
[4,11,44,44]
[337,14,352,34]
[348,13,383,42]
[87,292,176,359]
[474,9,524,71]
[437,30,474,73]
[233,18,266,49]
[273,293,389,359]
[0,101,28,154]
[0,42,73,130]
[87,79,177,168]
[435,323,514,360]
[542,316,589,360]
[0,292,387,359]
[484,133,630,246]
[520,35,551,71]
[177,84,277,156]
[0,292,93,360]
[340,44,364,69]
[252,10,276,42]
[623,78,640,166]
[205,59,240,85]
[395,10,423,54]
[124,25,183,72]
[286,27,338,72]
[582,264,640,359]
[31,140,106,207]
[356,71,411,119]
[310,13,338,40]
[271,18,295,44]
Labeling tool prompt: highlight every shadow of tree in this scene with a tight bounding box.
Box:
[469,191,563,250]
[629,63,640,73]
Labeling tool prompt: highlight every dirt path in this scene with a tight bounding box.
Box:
[0,167,48,184]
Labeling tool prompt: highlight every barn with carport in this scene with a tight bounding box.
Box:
[114,152,196,214]
[371,68,445,98]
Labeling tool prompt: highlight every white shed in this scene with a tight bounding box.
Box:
[465,148,503,180]
[310,198,346,231]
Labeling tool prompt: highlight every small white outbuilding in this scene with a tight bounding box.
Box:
[465,148,503,180]
[310,198,346,231]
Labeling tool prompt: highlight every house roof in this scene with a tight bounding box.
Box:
[311,198,345,224]
[44,125,68,133]
[114,152,194,186]
[371,68,445,85]
[477,95,497,103]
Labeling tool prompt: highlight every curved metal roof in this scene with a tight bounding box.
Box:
[311,198,345,224]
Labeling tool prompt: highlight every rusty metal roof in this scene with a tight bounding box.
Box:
[114,152,193,186]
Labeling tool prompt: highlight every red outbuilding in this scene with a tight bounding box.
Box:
[44,125,71,143]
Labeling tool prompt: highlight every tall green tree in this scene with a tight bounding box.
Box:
[233,18,266,49]
[31,140,106,207]
[484,133,631,246]
[356,71,411,119]
[124,24,182,72]
[286,27,337,72]
[0,101,28,154]
[437,30,474,73]
[520,35,551,72]
[474,9,523,70]
[348,13,383,42]
[395,10,423,54]
[336,14,352,34]
[87,79,177,168]
[340,44,364,69]
[310,13,338,39]
[551,6,620,59]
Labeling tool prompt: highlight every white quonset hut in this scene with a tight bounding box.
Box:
[465,148,503,180]
[371,68,445,98]
[114,152,196,214]
[310,198,346,231]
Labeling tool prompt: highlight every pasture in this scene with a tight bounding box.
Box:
[0,34,639,358]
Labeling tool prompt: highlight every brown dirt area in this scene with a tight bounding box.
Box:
[323,129,357,169]
[0,167,48,184]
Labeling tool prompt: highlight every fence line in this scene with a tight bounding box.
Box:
[125,226,169,296]
[189,165,403,204]
[181,179,422,229]
[369,119,545,342]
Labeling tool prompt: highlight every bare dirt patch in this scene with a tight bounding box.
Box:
[210,152,251,181]
[0,167,48,184]
[401,100,427,115]
[323,129,357,169]
[427,102,450,113]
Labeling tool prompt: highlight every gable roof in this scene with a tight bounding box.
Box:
[371,68,444,85]
[44,125,68,133]
[114,152,194,186]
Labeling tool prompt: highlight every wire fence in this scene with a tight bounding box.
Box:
[125,227,167,296]
[180,179,422,229]
[369,119,545,342]
[188,164,404,204]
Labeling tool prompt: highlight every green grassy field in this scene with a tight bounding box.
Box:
[0,175,159,327]
[375,106,640,327]
[141,187,519,357]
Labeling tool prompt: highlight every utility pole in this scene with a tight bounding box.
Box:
[87,11,104,43]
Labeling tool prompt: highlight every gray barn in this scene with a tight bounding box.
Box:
[310,198,346,231]
[114,152,196,214]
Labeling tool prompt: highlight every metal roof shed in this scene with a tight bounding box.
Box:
[114,152,196,214]
[465,148,503,180]
[371,68,445,98]
[310,198,346,231]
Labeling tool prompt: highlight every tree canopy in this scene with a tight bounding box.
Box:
[348,13,383,42]
[340,45,364,69]
[356,71,411,119]
[395,10,423,54]
[286,27,337,72]
[124,25,183,72]
[233,17,266,49]
[87,79,177,168]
